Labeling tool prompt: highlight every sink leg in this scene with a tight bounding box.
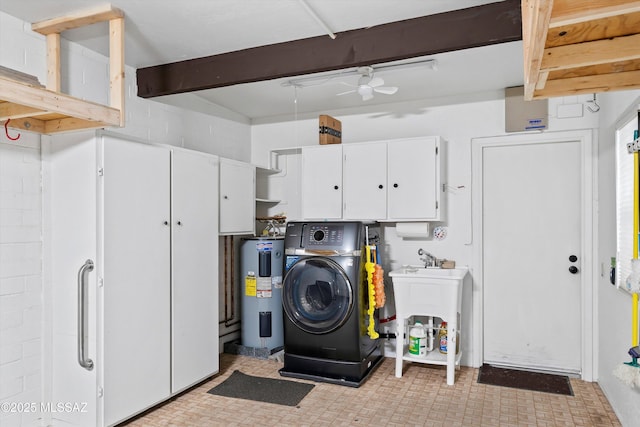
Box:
[446,318,456,385]
[395,316,404,377]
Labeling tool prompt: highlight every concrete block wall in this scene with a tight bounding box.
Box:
[0,134,42,427]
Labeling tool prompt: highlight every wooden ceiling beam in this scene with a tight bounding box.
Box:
[533,69,640,98]
[549,0,640,28]
[522,0,553,100]
[136,0,522,98]
[541,33,640,71]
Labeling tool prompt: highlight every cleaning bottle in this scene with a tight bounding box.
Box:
[438,322,448,354]
[409,321,427,357]
[438,321,460,354]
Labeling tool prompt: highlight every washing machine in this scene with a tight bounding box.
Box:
[279,221,382,387]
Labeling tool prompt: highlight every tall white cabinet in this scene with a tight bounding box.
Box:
[44,132,219,427]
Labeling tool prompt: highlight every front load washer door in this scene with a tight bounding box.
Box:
[283,257,353,334]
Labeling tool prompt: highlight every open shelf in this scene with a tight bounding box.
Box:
[0,4,124,134]
[523,0,640,100]
[402,349,462,367]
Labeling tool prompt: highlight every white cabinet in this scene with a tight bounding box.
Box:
[44,132,219,427]
[301,144,343,219]
[102,138,172,425]
[219,158,255,235]
[387,136,443,221]
[171,149,219,393]
[342,142,387,220]
[341,137,444,221]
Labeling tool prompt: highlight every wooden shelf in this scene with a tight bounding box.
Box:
[0,4,124,134]
[523,0,640,100]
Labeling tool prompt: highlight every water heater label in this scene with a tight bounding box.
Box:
[257,277,272,299]
[272,275,283,288]
[256,242,273,251]
[245,275,256,297]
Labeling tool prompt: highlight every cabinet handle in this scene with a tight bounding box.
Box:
[177,221,183,226]
[334,185,339,190]
[393,183,399,188]
[163,221,169,226]
[378,184,384,189]
[77,259,94,371]
[224,195,229,199]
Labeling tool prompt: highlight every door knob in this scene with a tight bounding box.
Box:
[569,266,579,274]
[569,255,578,262]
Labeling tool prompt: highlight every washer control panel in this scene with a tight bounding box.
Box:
[308,224,344,246]
[284,221,362,252]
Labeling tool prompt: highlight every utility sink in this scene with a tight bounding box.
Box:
[389,265,468,280]
[389,264,469,385]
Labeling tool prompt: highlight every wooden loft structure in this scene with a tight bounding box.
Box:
[523,0,640,100]
[0,4,124,135]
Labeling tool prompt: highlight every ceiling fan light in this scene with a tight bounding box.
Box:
[358,85,374,98]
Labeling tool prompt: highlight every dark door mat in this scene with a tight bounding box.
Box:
[207,370,314,406]
[477,364,574,396]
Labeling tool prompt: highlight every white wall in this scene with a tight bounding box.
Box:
[0,10,251,426]
[596,88,640,427]
[0,134,42,427]
[251,92,599,366]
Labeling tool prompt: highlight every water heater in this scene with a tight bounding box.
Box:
[240,237,284,351]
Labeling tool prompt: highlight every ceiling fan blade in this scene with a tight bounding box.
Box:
[374,86,398,95]
[368,77,385,88]
[336,89,357,96]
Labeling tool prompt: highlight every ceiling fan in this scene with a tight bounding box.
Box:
[336,66,398,101]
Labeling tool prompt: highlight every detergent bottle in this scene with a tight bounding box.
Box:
[409,321,427,357]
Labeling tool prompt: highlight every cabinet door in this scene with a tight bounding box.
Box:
[219,159,255,235]
[387,137,439,220]
[171,150,219,393]
[46,133,99,427]
[301,145,343,219]
[343,142,387,220]
[102,137,171,426]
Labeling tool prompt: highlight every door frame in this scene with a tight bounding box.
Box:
[471,129,597,381]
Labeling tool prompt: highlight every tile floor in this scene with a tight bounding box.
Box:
[122,353,620,427]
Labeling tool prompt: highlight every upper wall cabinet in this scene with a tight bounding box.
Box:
[342,142,387,220]
[304,136,445,222]
[387,136,444,221]
[301,144,343,220]
[219,158,255,235]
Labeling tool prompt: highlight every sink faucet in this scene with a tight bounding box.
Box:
[418,248,439,268]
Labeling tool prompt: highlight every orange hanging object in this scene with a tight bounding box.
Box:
[373,264,385,308]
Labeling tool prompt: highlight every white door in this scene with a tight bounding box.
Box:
[387,137,438,220]
[46,133,99,427]
[102,138,172,425]
[482,140,582,373]
[343,142,387,220]
[171,150,219,393]
[219,159,255,235]
[301,145,343,219]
